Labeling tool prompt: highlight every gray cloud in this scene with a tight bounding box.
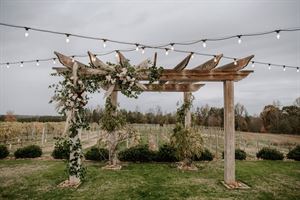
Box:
[0,0,299,116]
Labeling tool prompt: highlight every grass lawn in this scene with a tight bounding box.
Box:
[0,159,299,200]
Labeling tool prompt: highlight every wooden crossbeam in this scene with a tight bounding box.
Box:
[192,54,223,71]
[109,83,205,92]
[214,55,254,72]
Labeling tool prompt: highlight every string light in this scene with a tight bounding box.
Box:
[141,47,145,54]
[237,35,242,44]
[102,39,107,48]
[191,52,194,59]
[135,44,139,51]
[65,34,70,43]
[202,40,207,48]
[165,48,169,55]
[251,61,255,68]
[297,67,299,73]
[276,30,280,39]
[115,51,119,58]
[214,55,217,62]
[24,27,29,37]
[234,58,237,65]
[20,61,23,67]
[6,63,9,69]
[53,58,56,64]
[71,56,75,62]
[170,43,175,51]
[268,63,271,70]
[283,65,286,71]
[92,55,96,62]
[36,60,39,66]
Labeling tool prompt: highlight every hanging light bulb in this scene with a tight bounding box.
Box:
[53,58,56,64]
[20,62,24,67]
[165,48,169,55]
[115,51,119,58]
[36,60,39,66]
[24,27,29,37]
[191,52,194,59]
[65,34,70,43]
[141,47,145,54]
[276,30,280,39]
[238,35,242,44]
[92,55,96,62]
[213,55,217,62]
[102,39,107,48]
[251,61,255,68]
[234,58,237,65]
[202,40,207,48]
[297,67,299,73]
[71,56,75,62]
[268,64,271,70]
[6,63,10,69]
[170,43,175,51]
[283,65,286,71]
[135,44,139,51]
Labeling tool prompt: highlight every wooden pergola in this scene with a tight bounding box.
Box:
[54,51,254,186]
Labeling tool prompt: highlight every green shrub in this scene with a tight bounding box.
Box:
[0,145,9,159]
[287,145,300,161]
[51,138,70,159]
[256,147,284,160]
[222,149,247,160]
[85,147,109,161]
[118,145,156,162]
[155,144,178,162]
[193,148,213,161]
[14,145,42,158]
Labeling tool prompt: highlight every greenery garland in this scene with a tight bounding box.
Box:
[50,59,163,180]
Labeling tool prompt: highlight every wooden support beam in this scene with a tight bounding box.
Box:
[223,80,235,184]
[214,55,254,72]
[110,91,118,107]
[192,54,223,71]
[54,51,86,70]
[184,92,192,128]
[109,83,204,92]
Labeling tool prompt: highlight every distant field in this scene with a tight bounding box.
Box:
[0,122,299,158]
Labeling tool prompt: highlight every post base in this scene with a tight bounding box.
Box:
[221,180,250,189]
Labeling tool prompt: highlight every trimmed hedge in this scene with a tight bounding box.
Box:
[0,145,9,159]
[287,145,300,161]
[14,145,42,158]
[193,148,214,161]
[118,145,156,162]
[156,144,178,162]
[51,138,70,159]
[85,147,109,161]
[222,149,247,160]
[256,147,284,160]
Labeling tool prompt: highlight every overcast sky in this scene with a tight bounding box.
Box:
[0,0,299,116]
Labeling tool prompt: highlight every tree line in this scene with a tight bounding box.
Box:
[1,97,299,135]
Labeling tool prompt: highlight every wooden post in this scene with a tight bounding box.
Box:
[184,92,192,128]
[108,91,119,166]
[223,80,235,184]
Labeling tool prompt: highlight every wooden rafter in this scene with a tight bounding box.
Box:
[214,55,254,72]
[192,54,223,71]
[87,51,114,71]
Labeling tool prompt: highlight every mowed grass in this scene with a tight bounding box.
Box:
[0,160,299,200]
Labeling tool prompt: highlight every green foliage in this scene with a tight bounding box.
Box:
[51,137,70,159]
[156,144,178,162]
[118,145,156,162]
[287,145,300,161]
[85,147,109,161]
[100,98,126,132]
[148,65,164,83]
[0,145,9,159]
[256,147,284,160]
[14,145,42,158]
[193,148,214,161]
[222,149,246,160]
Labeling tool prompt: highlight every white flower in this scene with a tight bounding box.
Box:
[121,68,127,73]
[126,76,131,81]
[111,79,116,84]
[78,80,83,85]
[105,75,111,81]
[130,82,134,87]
